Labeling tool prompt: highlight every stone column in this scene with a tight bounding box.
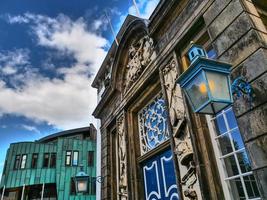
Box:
[116,113,128,200]
[161,58,202,200]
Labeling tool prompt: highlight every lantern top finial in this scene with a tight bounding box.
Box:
[188,42,207,63]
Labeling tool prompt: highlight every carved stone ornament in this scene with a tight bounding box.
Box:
[117,114,128,199]
[124,36,156,93]
[162,59,185,131]
[162,59,202,200]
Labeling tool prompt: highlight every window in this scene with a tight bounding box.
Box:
[20,154,27,169]
[209,108,260,200]
[31,153,38,168]
[89,177,96,195]
[14,155,21,170]
[138,93,169,155]
[88,151,94,166]
[43,153,50,168]
[65,151,72,166]
[70,177,76,195]
[50,153,56,168]
[73,151,79,166]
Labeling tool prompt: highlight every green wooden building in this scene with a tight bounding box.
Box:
[0,124,97,200]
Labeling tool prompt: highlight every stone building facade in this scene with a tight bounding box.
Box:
[92,0,267,199]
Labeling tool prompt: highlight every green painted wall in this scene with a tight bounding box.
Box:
[0,137,96,199]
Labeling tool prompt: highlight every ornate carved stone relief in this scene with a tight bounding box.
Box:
[116,113,128,200]
[162,58,202,200]
[124,36,156,93]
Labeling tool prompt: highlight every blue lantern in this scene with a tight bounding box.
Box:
[177,43,233,115]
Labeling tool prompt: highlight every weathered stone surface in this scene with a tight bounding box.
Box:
[253,167,267,200]
[231,48,267,82]
[213,12,252,56]
[207,0,244,40]
[246,134,267,169]
[237,103,267,142]
[219,29,262,67]
[203,0,231,26]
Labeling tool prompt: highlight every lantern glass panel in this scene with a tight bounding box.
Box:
[206,71,230,101]
[77,180,88,193]
[184,71,209,110]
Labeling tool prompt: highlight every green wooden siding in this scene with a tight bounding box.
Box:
[0,137,96,199]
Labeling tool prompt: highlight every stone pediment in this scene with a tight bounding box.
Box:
[123,35,156,94]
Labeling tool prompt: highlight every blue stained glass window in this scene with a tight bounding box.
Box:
[138,93,169,155]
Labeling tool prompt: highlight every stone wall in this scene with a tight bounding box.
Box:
[204,0,267,198]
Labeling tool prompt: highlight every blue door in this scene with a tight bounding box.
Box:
[142,149,179,200]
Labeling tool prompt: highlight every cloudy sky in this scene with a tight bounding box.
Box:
[0,0,159,176]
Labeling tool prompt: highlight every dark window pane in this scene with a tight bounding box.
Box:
[231,129,245,150]
[237,151,252,173]
[50,153,56,168]
[14,155,21,170]
[217,133,233,155]
[215,114,227,134]
[224,155,239,177]
[43,153,50,168]
[90,177,96,195]
[72,151,78,166]
[31,154,38,168]
[229,177,246,200]
[243,175,260,199]
[88,151,94,166]
[70,178,76,195]
[65,151,72,166]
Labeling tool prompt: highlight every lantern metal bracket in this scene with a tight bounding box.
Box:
[231,76,253,106]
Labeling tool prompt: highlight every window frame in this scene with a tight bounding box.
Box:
[207,107,261,200]
[50,153,57,168]
[14,155,21,170]
[43,153,50,168]
[20,154,27,169]
[65,151,72,166]
[31,153,38,169]
[88,151,94,167]
[72,151,79,166]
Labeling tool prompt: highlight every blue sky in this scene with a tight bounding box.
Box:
[0,0,159,176]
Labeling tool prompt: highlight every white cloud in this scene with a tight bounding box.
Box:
[2,66,17,75]
[21,124,41,134]
[7,15,30,24]
[0,13,107,130]
[0,49,29,75]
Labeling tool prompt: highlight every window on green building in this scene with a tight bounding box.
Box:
[70,177,76,195]
[88,151,94,166]
[31,153,38,168]
[14,155,21,170]
[20,154,27,169]
[43,153,50,168]
[66,151,72,166]
[73,151,79,166]
[50,153,56,168]
[90,177,96,195]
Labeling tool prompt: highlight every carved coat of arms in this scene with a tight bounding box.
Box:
[124,36,155,92]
